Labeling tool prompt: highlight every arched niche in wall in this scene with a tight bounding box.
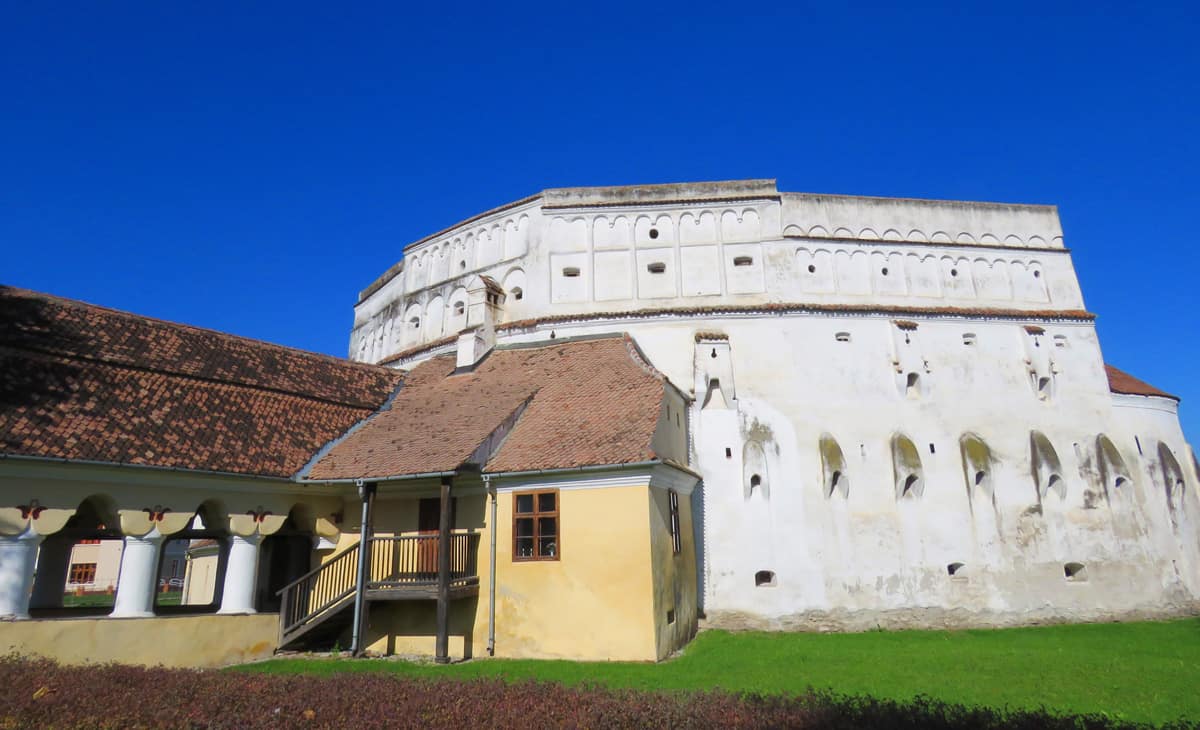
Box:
[503,214,529,259]
[1158,442,1187,516]
[1096,435,1132,493]
[743,441,769,500]
[402,303,423,347]
[476,225,502,266]
[892,434,924,500]
[445,286,469,333]
[819,434,849,499]
[960,433,994,501]
[1031,431,1066,501]
[425,295,445,340]
[502,268,527,306]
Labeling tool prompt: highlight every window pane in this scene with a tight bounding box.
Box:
[516,494,534,513]
[537,516,556,537]
[537,492,556,512]
[538,535,557,558]
[515,537,534,558]
[515,517,534,538]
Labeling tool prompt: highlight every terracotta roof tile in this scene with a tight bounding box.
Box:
[308,336,667,480]
[1105,365,1178,401]
[0,287,402,477]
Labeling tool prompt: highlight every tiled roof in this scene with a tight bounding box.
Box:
[0,286,403,478]
[307,336,668,480]
[1105,365,1178,401]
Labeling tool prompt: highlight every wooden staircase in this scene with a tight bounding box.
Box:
[277,532,480,650]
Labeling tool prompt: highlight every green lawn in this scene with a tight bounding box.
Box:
[60,590,182,608]
[237,618,1200,726]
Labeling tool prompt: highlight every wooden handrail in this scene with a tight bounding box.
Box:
[278,532,481,641]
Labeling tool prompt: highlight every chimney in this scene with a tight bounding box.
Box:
[455,275,503,371]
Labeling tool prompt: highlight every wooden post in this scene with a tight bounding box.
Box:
[435,474,453,664]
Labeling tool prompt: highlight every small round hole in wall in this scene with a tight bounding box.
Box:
[512,287,523,301]
[808,264,816,273]
[459,260,466,270]
[750,474,762,490]
[710,348,717,359]
[881,267,889,276]
[649,227,659,239]
[1034,270,1041,278]
[950,268,958,277]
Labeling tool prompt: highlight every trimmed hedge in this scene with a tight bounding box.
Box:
[0,656,1185,729]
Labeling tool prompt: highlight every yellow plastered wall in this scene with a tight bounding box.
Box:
[492,484,657,661]
[647,486,698,659]
[320,482,665,662]
[0,614,278,668]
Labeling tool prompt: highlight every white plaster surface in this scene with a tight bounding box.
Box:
[351,179,1198,629]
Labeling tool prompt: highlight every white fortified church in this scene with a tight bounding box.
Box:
[350,178,1198,629]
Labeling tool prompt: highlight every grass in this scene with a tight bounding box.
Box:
[236,618,1200,727]
[60,590,182,608]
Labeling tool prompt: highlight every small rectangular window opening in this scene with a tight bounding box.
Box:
[835,332,851,343]
[513,489,559,561]
[666,609,676,624]
[725,447,732,458]
[668,490,682,555]
[733,256,754,267]
[1064,562,1087,582]
[562,266,581,278]
[647,262,667,274]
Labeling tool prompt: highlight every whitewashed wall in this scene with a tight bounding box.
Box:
[347,180,1198,628]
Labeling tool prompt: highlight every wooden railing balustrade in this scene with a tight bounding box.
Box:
[278,532,480,642]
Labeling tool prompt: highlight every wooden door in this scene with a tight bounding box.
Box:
[417,498,455,576]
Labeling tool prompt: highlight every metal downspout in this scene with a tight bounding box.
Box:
[350,479,375,656]
[485,474,497,656]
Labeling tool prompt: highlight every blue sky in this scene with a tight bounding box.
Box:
[3,2,1197,441]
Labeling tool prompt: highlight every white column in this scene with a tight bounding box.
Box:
[218,534,261,614]
[110,529,164,618]
[0,528,44,619]
[29,537,72,609]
